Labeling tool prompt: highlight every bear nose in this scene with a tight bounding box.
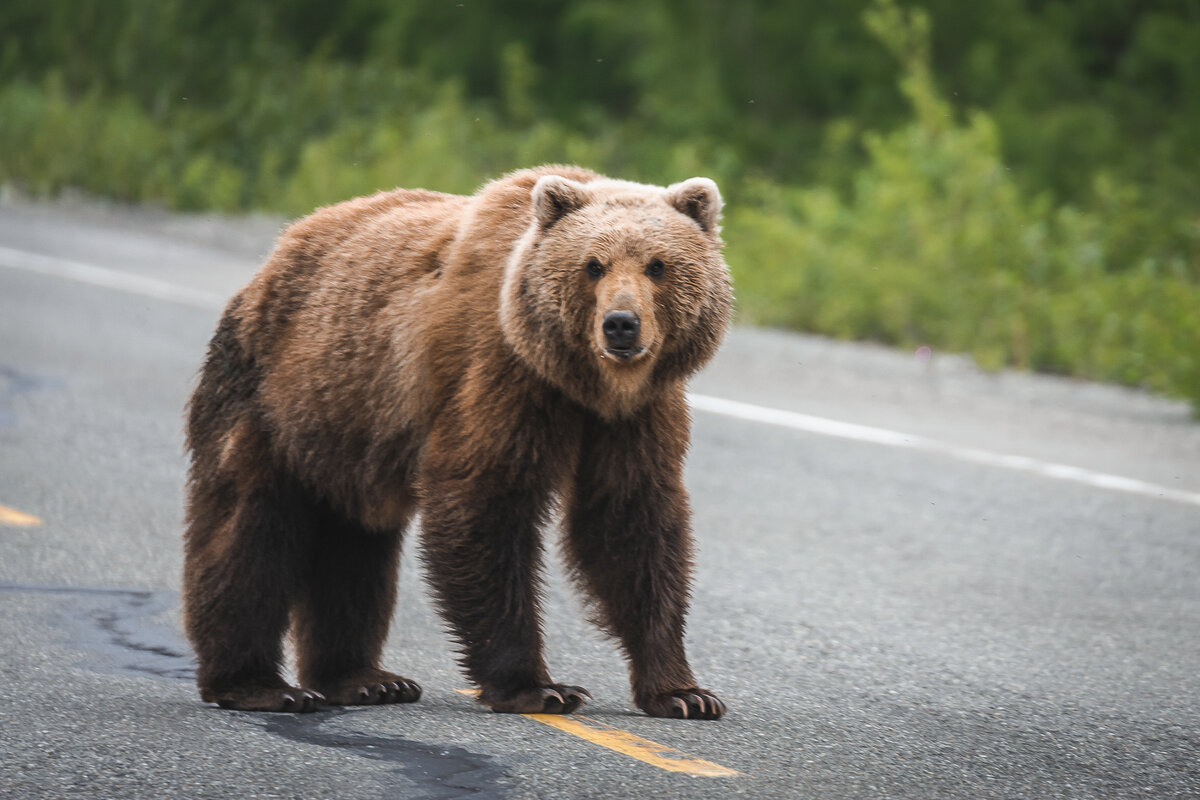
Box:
[602,310,640,351]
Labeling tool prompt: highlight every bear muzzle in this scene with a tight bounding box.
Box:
[601,310,643,359]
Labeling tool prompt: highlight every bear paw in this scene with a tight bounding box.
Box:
[311,669,422,706]
[206,685,326,713]
[480,684,591,714]
[639,689,726,720]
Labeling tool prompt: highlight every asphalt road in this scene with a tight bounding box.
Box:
[1,195,1198,799]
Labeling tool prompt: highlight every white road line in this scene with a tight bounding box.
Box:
[0,244,227,310]
[3,243,1195,509]
[688,393,1200,509]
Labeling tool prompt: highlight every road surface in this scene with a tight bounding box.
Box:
[1,195,1198,798]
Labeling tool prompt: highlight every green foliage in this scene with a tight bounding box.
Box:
[727,0,1200,407]
[0,76,174,205]
[0,0,1197,410]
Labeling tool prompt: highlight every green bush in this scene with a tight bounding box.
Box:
[725,0,1200,408]
[0,0,1197,412]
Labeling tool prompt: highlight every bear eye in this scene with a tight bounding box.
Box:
[645,258,666,279]
[585,258,604,279]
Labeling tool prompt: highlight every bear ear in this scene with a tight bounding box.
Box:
[531,175,590,229]
[665,177,722,234]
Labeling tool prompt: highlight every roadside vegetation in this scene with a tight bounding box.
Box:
[2,0,1197,410]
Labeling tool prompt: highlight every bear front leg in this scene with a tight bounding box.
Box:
[419,459,588,715]
[563,399,726,720]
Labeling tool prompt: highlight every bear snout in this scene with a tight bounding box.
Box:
[602,310,641,356]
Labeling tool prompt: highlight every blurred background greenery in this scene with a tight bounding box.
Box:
[2,0,1197,410]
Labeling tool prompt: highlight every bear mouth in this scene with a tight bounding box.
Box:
[603,346,648,363]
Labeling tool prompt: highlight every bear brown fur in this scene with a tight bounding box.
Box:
[182,165,732,719]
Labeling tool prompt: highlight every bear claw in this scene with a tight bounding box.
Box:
[280,690,325,712]
[481,683,591,714]
[314,671,422,706]
[641,688,726,720]
[209,685,324,713]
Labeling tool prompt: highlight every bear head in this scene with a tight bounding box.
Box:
[500,173,733,418]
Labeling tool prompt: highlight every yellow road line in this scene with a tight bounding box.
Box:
[0,504,42,526]
[525,712,739,776]
[455,689,739,777]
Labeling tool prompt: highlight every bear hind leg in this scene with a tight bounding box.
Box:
[293,500,421,706]
[183,477,323,712]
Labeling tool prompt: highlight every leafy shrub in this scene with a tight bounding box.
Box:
[0,0,1196,411]
[724,0,1200,409]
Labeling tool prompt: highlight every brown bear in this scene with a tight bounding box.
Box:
[182,165,732,719]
